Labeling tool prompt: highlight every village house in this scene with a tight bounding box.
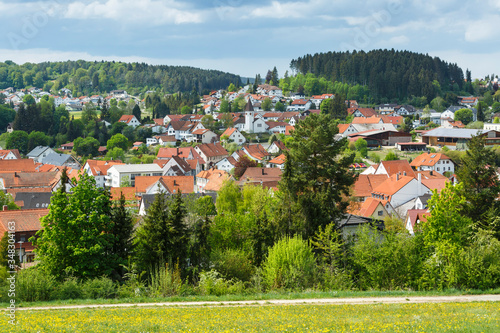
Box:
[410,152,455,175]
[134,175,194,197]
[83,160,125,188]
[287,99,313,112]
[0,149,20,160]
[195,168,230,193]
[214,156,238,172]
[26,146,56,163]
[118,115,141,129]
[192,129,218,144]
[0,208,49,264]
[267,154,286,170]
[195,143,229,168]
[221,128,246,145]
[105,164,164,187]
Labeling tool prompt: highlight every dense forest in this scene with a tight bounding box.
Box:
[290,49,470,103]
[0,60,241,96]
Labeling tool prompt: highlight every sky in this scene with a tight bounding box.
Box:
[0,0,499,79]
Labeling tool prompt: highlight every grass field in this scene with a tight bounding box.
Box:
[5,301,500,332]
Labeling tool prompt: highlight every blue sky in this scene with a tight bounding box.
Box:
[1,0,499,79]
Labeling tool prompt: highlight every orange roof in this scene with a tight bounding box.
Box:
[410,153,451,167]
[0,208,49,234]
[239,167,282,183]
[119,115,136,124]
[378,160,415,178]
[192,129,209,135]
[110,187,137,201]
[380,115,404,126]
[196,143,228,159]
[352,174,389,198]
[338,124,351,134]
[203,170,231,192]
[353,197,387,218]
[372,174,414,197]
[0,149,21,159]
[153,118,164,126]
[86,160,125,177]
[352,116,382,124]
[135,176,194,194]
[221,128,237,137]
[421,178,448,192]
[347,107,377,117]
[242,144,269,161]
[269,154,286,165]
[157,147,203,162]
[285,126,295,135]
[0,159,37,172]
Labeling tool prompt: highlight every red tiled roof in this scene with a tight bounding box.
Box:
[372,174,414,197]
[221,128,237,137]
[0,208,49,234]
[196,143,228,159]
[352,174,389,198]
[347,107,377,117]
[242,144,270,161]
[0,159,37,172]
[269,154,286,165]
[411,153,451,167]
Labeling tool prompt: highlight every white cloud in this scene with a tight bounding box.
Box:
[64,0,202,25]
[387,35,409,44]
[464,16,499,42]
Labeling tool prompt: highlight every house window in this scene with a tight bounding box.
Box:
[437,167,440,171]
[257,124,262,128]
[378,211,383,216]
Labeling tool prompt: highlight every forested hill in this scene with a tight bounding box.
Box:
[0,60,241,96]
[290,49,467,101]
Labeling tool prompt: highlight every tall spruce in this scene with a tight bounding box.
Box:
[280,113,357,238]
[457,135,500,234]
[110,192,135,279]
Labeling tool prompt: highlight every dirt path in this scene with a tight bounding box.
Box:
[17,294,500,311]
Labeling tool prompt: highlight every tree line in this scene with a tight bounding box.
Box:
[289,49,470,103]
[0,60,241,96]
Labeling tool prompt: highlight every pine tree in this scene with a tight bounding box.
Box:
[132,104,141,123]
[111,192,135,279]
[457,135,500,233]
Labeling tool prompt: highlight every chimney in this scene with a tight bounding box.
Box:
[430,170,433,176]
[396,173,399,181]
[2,205,8,211]
[417,173,422,196]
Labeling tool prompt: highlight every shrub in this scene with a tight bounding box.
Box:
[262,235,317,290]
[82,276,116,299]
[16,267,57,302]
[198,270,239,296]
[211,248,255,282]
[351,225,426,290]
[54,277,83,300]
[148,263,182,297]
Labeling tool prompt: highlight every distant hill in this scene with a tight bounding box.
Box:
[0,60,241,96]
[290,49,466,101]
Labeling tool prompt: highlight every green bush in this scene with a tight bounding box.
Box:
[148,263,182,297]
[82,276,117,299]
[198,270,244,296]
[16,267,57,302]
[369,152,381,164]
[262,235,317,290]
[54,277,83,300]
[211,248,255,282]
[351,226,426,290]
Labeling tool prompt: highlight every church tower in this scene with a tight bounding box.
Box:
[244,99,254,133]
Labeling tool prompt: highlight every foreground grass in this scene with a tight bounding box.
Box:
[6,302,500,332]
[7,288,500,309]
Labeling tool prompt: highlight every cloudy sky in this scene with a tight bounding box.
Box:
[1,0,499,79]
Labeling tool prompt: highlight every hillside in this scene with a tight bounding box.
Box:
[290,49,468,102]
[0,60,242,96]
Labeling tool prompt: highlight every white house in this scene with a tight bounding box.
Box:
[410,153,455,175]
[118,115,141,128]
[371,173,431,209]
[26,146,56,163]
[287,99,312,111]
[215,156,237,172]
[105,164,164,187]
[221,128,246,145]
